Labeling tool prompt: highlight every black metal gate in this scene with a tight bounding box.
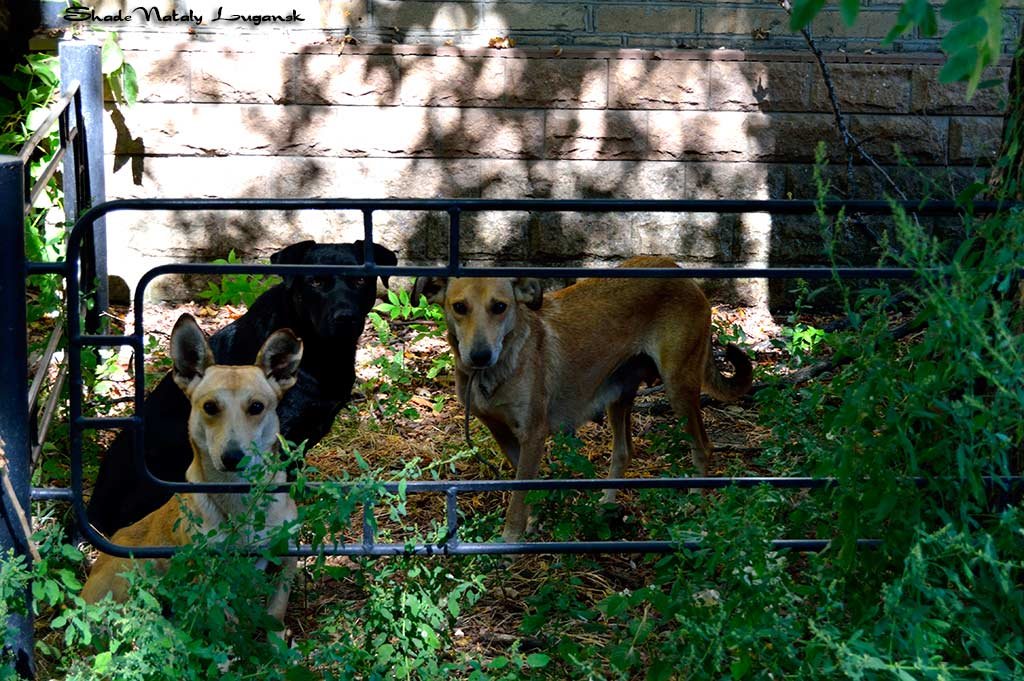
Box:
[61,195,1005,560]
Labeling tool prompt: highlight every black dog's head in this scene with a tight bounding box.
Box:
[270,240,398,342]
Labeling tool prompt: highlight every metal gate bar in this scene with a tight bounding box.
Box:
[59,197,1022,559]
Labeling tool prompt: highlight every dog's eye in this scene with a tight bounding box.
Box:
[352,277,368,288]
[248,401,265,416]
[202,401,219,416]
[451,302,468,315]
[311,276,332,289]
[491,301,508,315]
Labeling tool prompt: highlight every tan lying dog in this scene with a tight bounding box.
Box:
[416,256,753,541]
[82,313,302,632]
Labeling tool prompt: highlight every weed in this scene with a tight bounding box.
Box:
[364,288,450,420]
[198,249,281,307]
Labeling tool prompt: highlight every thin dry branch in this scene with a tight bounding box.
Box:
[777,0,908,201]
[0,438,41,563]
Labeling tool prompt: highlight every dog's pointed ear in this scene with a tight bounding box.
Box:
[513,278,543,311]
[354,241,399,288]
[412,276,448,306]
[256,329,303,396]
[270,240,316,265]
[170,314,214,397]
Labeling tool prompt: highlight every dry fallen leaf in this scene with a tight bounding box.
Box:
[488,36,516,49]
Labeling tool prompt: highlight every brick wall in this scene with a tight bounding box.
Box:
[38,3,1012,304]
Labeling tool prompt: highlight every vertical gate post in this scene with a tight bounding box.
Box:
[59,39,107,332]
[0,156,35,677]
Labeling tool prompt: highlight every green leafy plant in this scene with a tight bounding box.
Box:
[1,53,65,324]
[198,249,281,307]
[713,319,747,347]
[19,443,310,679]
[364,289,451,419]
[788,0,1004,96]
[375,288,452,380]
[99,32,139,106]
[293,452,492,679]
[526,432,619,542]
[364,311,419,420]
[774,322,830,365]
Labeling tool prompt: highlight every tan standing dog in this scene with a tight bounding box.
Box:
[416,256,753,541]
[82,313,302,633]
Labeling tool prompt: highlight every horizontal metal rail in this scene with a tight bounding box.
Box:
[68,474,1022,558]
[63,196,1016,219]
[26,262,67,275]
[72,476,872,558]
[53,197,1022,560]
[30,488,75,502]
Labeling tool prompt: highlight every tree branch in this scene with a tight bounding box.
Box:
[0,438,41,563]
[777,1,908,201]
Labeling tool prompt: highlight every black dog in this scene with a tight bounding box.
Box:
[87,240,397,536]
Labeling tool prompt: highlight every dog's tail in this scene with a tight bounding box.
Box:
[703,343,753,402]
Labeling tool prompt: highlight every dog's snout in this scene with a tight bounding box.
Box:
[221,447,246,471]
[329,308,358,325]
[468,347,493,368]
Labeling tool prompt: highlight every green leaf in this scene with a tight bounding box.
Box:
[489,656,509,670]
[525,653,551,668]
[58,569,82,590]
[646,658,677,681]
[93,651,112,673]
[25,107,52,133]
[939,46,980,84]
[883,22,910,44]
[839,0,860,26]
[941,0,986,22]
[919,4,938,37]
[122,62,139,105]
[60,544,83,561]
[906,0,931,24]
[100,38,124,75]
[730,654,753,679]
[598,593,630,618]
[285,666,320,681]
[447,591,461,618]
[789,0,826,31]
[941,16,988,54]
[955,181,986,207]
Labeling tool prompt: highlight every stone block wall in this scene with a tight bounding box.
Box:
[37,2,1012,305]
